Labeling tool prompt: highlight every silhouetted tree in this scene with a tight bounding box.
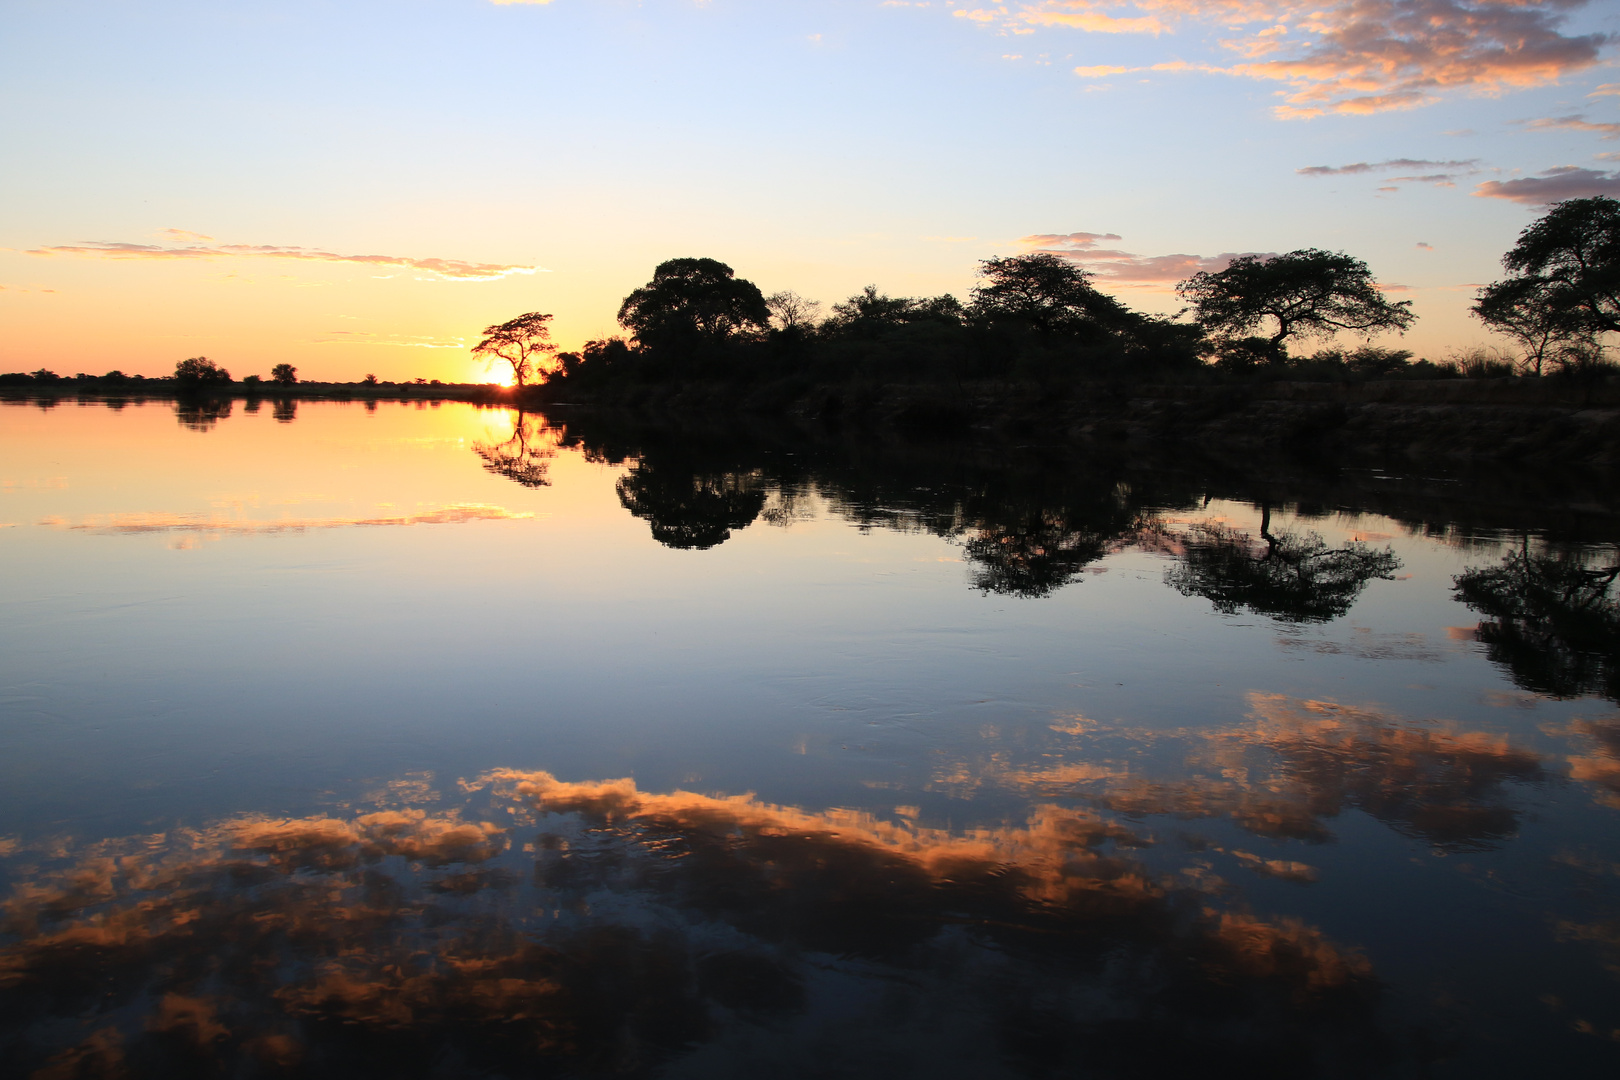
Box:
[473,312,557,389]
[174,356,230,386]
[1454,539,1620,701]
[472,411,555,488]
[271,363,297,385]
[765,290,823,332]
[1166,507,1401,622]
[618,259,769,353]
[1473,196,1619,371]
[969,253,1140,336]
[1178,250,1414,352]
[1472,275,1594,376]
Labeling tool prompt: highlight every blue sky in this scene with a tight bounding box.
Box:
[3,0,1617,379]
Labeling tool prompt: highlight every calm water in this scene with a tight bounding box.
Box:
[1,397,1617,1078]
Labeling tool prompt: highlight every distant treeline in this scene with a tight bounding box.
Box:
[499,196,1615,400]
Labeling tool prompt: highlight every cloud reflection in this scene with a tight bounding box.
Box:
[0,769,1399,1077]
[48,504,533,537]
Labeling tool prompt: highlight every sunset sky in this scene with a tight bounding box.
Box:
[3,0,1617,381]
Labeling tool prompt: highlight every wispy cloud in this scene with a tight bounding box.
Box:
[1473,165,1620,204]
[1515,114,1620,140]
[956,1,1610,117]
[1296,157,1478,176]
[27,237,544,282]
[1020,231,1274,285]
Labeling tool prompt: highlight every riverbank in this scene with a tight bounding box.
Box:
[539,376,1620,469]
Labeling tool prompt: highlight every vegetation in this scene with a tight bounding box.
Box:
[473,312,557,390]
[4,200,1616,400]
[174,356,230,386]
[1177,249,1415,353]
[1473,196,1620,376]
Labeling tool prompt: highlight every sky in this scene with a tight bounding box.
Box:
[2,0,1617,382]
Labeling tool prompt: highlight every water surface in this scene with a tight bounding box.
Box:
[2,398,1617,1077]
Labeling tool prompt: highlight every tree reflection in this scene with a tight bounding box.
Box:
[616,463,767,549]
[0,771,1406,1078]
[174,397,233,432]
[1453,539,1620,701]
[1165,506,1401,622]
[471,410,556,488]
[272,397,297,424]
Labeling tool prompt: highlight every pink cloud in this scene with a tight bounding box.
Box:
[1020,231,1275,285]
[1516,114,1620,139]
[959,1,1610,116]
[27,239,543,282]
[1473,165,1620,203]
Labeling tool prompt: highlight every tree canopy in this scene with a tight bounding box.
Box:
[617,258,769,352]
[270,363,297,385]
[473,312,558,389]
[174,356,230,386]
[970,253,1140,336]
[1472,196,1620,371]
[1177,249,1414,350]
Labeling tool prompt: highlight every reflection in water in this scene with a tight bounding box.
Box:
[470,410,556,488]
[47,504,532,537]
[0,771,1401,1078]
[1454,541,1620,702]
[616,463,768,550]
[272,397,297,424]
[174,397,233,432]
[1163,508,1401,623]
[945,696,1548,852]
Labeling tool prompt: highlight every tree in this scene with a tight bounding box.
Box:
[271,363,297,385]
[473,312,558,389]
[1471,276,1594,376]
[1472,196,1620,368]
[1177,249,1415,351]
[617,258,768,352]
[970,253,1140,336]
[174,356,231,386]
[764,290,823,332]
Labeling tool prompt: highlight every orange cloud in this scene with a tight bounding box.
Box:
[960,1,1610,116]
[26,239,543,282]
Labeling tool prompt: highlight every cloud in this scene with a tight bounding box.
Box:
[958,1,1611,116]
[1021,231,1273,285]
[1473,165,1620,203]
[1297,157,1478,175]
[1516,114,1620,139]
[48,503,534,537]
[27,239,544,281]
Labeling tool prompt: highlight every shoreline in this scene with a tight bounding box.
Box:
[8,375,1619,468]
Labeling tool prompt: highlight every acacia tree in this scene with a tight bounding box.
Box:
[1471,276,1592,376]
[970,253,1139,335]
[1473,196,1620,371]
[1177,249,1414,351]
[617,258,769,351]
[473,312,558,389]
